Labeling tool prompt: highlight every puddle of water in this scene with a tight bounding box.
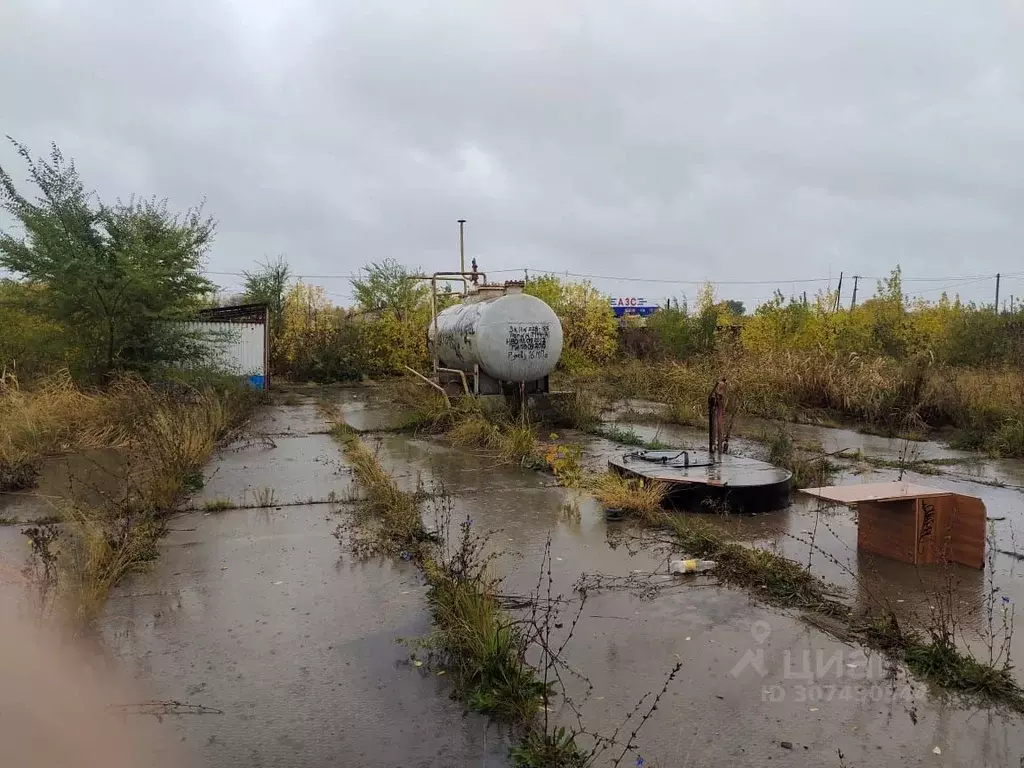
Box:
[593,418,1024,676]
[0,525,29,580]
[247,401,329,436]
[0,447,128,523]
[612,415,1024,489]
[374,426,1024,766]
[337,388,416,432]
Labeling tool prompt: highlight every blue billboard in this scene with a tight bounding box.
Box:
[608,296,660,318]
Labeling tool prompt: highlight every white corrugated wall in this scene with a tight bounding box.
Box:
[179,321,267,388]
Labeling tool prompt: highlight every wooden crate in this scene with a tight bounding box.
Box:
[857,499,918,564]
[804,482,986,569]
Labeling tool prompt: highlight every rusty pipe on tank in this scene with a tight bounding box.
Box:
[437,367,470,396]
[406,272,487,375]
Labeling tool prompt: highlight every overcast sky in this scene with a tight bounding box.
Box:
[2,0,1024,309]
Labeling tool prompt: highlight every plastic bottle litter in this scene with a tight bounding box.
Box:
[669,559,717,575]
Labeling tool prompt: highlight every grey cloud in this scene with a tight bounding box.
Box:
[2,0,1023,306]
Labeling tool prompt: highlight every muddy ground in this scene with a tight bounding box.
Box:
[3,385,1024,766]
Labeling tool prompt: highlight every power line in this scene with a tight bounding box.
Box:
[506,269,833,286]
[202,266,1024,287]
[914,277,993,296]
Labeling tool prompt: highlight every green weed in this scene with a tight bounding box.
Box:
[0,455,39,492]
[510,726,589,768]
[591,423,669,450]
[447,411,540,467]
[990,418,1024,458]
[331,429,430,559]
[551,389,603,430]
[202,498,233,512]
[863,615,1024,708]
[759,426,837,489]
[543,443,585,488]
[427,573,548,722]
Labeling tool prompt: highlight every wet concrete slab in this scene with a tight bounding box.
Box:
[92,393,513,767]
[0,491,55,524]
[101,501,505,767]
[550,585,1023,767]
[190,432,354,508]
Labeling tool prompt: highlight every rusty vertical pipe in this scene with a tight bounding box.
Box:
[458,219,466,276]
[431,277,440,375]
[707,386,716,457]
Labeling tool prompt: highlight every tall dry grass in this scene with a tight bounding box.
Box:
[1,371,251,496]
[0,370,133,490]
[10,372,258,629]
[573,351,1024,456]
[590,472,667,520]
[134,385,248,509]
[55,506,164,626]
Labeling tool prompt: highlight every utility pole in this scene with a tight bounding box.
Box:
[850,275,860,310]
[995,272,1001,312]
[834,271,844,312]
[458,219,466,274]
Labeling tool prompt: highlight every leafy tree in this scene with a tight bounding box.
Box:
[523,275,563,310]
[866,266,909,357]
[351,259,428,321]
[695,281,717,315]
[243,255,290,317]
[0,140,216,378]
[724,299,746,316]
[525,276,617,371]
[274,280,432,381]
[0,279,69,379]
[243,255,290,369]
[278,282,337,378]
[647,304,697,358]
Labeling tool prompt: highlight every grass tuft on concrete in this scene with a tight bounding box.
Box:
[331,426,432,559]
[423,517,550,724]
[331,429,589,763]
[15,376,258,631]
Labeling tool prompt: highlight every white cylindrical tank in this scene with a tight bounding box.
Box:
[428,293,564,382]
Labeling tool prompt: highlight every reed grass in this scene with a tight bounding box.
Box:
[571,352,1024,456]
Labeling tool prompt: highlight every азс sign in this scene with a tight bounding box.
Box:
[608,297,659,318]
